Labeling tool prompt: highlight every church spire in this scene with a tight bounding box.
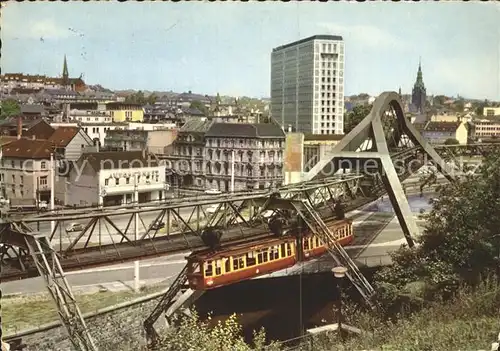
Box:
[416,57,423,84]
[62,55,69,86]
[411,57,427,114]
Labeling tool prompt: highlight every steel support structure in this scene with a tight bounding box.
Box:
[1,175,369,281]
[4,223,96,351]
[304,91,460,247]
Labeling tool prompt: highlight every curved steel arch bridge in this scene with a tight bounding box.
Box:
[1,91,499,350]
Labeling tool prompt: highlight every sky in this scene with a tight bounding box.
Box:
[2,2,500,100]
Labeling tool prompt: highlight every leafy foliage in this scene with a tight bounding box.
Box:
[375,150,500,297]
[124,91,157,105]
[344,104,372,134]
[1,99,21,119]
[304,280,500,351]
[444,138,459,145]
[152,312,279,351]
[190,100,208,115]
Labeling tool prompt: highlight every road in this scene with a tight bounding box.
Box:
[2,204,430,295]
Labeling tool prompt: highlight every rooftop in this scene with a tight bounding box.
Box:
[206,122,285,138]
[179,119,213,133]
[273,35,343,52]
[20,104,46,114]
[1,138,54,159]
[0,136,19,146]
[79,151,159,172]
[48,127,80,147]
[424,121,461,132]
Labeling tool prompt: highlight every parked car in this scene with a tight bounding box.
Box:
[206,204,219,214]
[151,220,165,230]
[66,223,85,232]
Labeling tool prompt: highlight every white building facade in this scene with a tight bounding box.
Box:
[66,151,167,207]
[271,35,345,135]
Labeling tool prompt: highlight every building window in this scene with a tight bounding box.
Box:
[12,175,15,183]
[105,179,109,186]
[39,176,48,186]
[41,161,47,169]
[115,178,119,185]
[126,178,130,184]
[11,160,15,168]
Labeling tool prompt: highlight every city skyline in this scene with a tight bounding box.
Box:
[2,2,499,100]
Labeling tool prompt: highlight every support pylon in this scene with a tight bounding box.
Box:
[304,91,456,247]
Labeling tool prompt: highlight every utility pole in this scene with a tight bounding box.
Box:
[231,150,235,193]
[50,152,55,235]
[134,173,140,293]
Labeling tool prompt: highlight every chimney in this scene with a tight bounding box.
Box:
[17,116,22,139]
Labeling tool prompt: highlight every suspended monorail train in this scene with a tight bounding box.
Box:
[186,217,353,290]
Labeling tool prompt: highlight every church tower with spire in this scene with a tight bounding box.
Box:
[411,58,427,114]
[62,55,70,89]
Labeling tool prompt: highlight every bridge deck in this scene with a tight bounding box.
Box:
[0,197,375,281]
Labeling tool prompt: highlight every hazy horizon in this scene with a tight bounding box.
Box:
[2,2,499,100]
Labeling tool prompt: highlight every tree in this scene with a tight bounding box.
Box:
[444,138,459,145]
[344,104,372,134]
[475,102,487,116]
[376,150,500,297]
[1,99,20,119]
[148,93,158,105]
[454,100,465,113]
[433,95,447,106]
[124,91,147,105]
[190,100,208,115]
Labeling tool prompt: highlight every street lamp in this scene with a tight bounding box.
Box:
[332,266,348,341]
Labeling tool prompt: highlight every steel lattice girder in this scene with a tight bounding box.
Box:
[0,175,369,281]
[3,226,97,351]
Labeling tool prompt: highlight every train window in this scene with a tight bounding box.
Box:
[225,258,231,273]
[286,243,292,256]
[280,243,286,257]
[188,261,201,274]
[304,238,310,250]
[246,251,256,266]
[270,246,280,260]
[215,260,222,275]
[204,261,213,277]
[257,248,269,264]
[315,236,320,247]
[233,256,244,270]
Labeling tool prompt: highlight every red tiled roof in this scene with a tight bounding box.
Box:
[47,127,79,147]
[0,136,18,146]
[1,138,54,159]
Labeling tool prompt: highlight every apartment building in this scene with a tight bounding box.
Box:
[421,121,468,145]
[0,138,55,202]
[469,120,500,140]
[204,122,285,191]
[483,107,500,117]
[104,128,177,154]
[166,120,285,191]
[271,35,345,135]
